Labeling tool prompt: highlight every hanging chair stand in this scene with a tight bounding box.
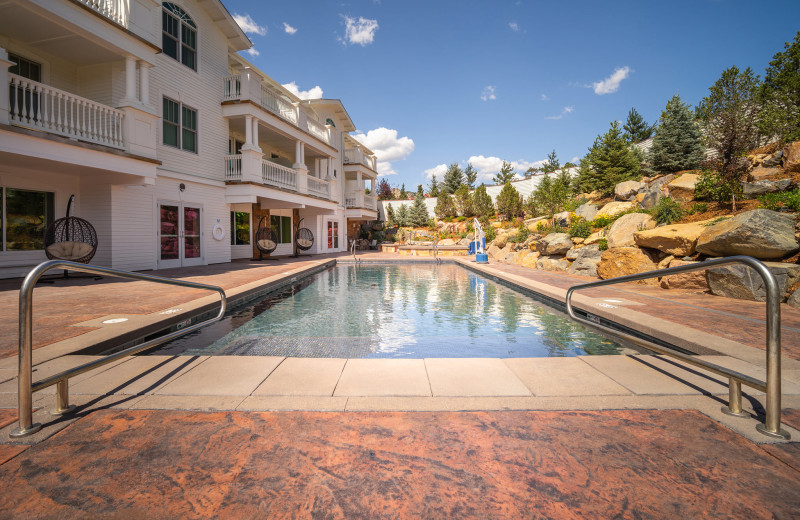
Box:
[253,216,280,261]
[38,194,102,283]
[291,218,314,258]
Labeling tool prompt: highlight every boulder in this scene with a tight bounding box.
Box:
[639,187,665,210]
[571,237,584,245]
[458,238,471,246]
[525,216,549,233]
[707,262,800,302]
[606,213,656,249]
[437,238,456,246]
[695,209,799,259]
[586,190,604,201]
[536,233,573,255]
[574,203,599,222]
[788,288,800,310]
[648,174,675,191]
[748,166,782,181]
[486,244,501,259]
[492,232,513,249]
[537,255,571,272]
[596,201,635,219]
[584,230,606,245]
[633,221,709,256]
[566,246,582,261]
[657,255,675,270]
[567,245,603,277]
[667,173,700,201]
[762,149,783,168]
[513,249,531,265]
[742,179,792,198]
[783,140,800,173]
[553,211,572,227]
[596,247,658,284]
[521,251,540,269]
[614,180,646,201]
[659,260,710,291]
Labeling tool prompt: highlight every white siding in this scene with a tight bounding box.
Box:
[111,184,155,271]
[79,179,112,267]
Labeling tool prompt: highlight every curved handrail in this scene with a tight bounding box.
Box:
[565,255,788,439]
[11,260,227,437]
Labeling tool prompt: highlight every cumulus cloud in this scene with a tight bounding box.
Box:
[424,164,448,181]
[352,128,415,176]
[244,47,260,57]
[509,22,520,31]
[283,22,297,35]
[233,13,267,36]
[282,81,324,100]
[342,16,379,46]
[466,155,545,183]
[592,66,631,95]
[545,105,574,120]
[481,86,496,101]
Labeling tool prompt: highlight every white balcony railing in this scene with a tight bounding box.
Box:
[306,118,330,144]
[224,154,242,181]
[308,177,330,198]
[76,0,128,26]
[345,191,377,211]
[344,148,378,171]
[9,74,125,149]
[345,195,358,208]
[222,75,240,101]
[262,160,297,190]
[364,194,378,210]
[261,86,298,125]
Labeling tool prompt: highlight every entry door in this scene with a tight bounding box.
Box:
[158,203,203,268]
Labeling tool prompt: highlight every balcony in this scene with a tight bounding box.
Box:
[9,74,125,149]
[345,191,378,211]
[224,155,331,200]
[76,0,128,27]
[344,148,378,172]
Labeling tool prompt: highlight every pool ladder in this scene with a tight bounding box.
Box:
[566,256,789,440]
[10,260,227,438]
[349,239,361,265]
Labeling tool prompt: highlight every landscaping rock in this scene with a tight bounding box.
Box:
[706,262,800,302]
[537,255,570,272]
[536,233,573,256]
[762,149,783,167]
[596,201,635,218]
[565,246,582,261]
[574,203,599,222]
[633,221,709,256]
[553,211,572,227]
[749,166,782,181]
[639,187,665,210]
[525,216,549,232]
[596,247,657,284]
[458,238,471,246]
[567,245,603,277]
[659,260,710,291]
[492,232,513,249]
[584,230,606,245]
[614,180,646,201]
[667,173,700,201]
[571,237,584,245]
[521,252,540,269]
[486,244,501,259]
[788,288,800,310]
[783,140,800,173]
[695,209,799,259]
[657,255,675,270]
[648,174,675,191]
[437,238,456,246]
[742,179,792,198]
[606,213,656,249]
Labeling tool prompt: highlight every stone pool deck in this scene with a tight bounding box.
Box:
[1,253,800,517]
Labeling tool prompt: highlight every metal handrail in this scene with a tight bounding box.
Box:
[565,255,789,440]
[349,239,360,264]
[11,260,227,438]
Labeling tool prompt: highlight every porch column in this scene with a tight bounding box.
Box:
[293,141,305,169]
[123,55,137,104]
[0,47,11,125]
[138,61,150,105]
[251,117,261,152]
[243,115,253,148]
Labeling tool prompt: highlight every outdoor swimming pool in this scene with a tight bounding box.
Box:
[151,264,637,358]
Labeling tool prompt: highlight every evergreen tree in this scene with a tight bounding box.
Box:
[495,182,523,220]
[463,163,478,188]
[442,162,464,194]
[531,170,571,217]
[376,178,393,200]
[492,161,516,184]
[758,31,800,142]
[454,185,474,217]
[649,95,705,174]
[623,108,655,142]
[385,203,397,226]
[408,185,430,227]
[473,184,495,218]
[428,174,441,198]
[542,149,560,173]
[576,121,641,195]
[523,191,540,217]
[434,191,457,219]
[399,184,408,199]
[396,204,409,227]
[524,166,539,178]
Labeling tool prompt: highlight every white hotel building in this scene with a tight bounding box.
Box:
[0,0,379,278]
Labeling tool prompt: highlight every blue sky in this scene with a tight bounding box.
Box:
[224,0,800,188]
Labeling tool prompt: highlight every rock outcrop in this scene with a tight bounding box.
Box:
[606,213,656,249]
[695,209,799,259]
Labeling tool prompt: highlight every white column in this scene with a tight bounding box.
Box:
[138,62,150,105]
[0,47,12,125]
[123,55,137,104]
[244,115,253,147]
[251,117,261,152]
[294,141,305,169]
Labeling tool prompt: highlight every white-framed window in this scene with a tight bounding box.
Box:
[327,221,339,249]
[1,187,55,251]
[230,211,250,245]
[270,215,292,244]
[162,2,197,70]
[163,97,197,153]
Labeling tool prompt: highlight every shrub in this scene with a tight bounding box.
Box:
[758,189,800,212]
[694,170,741,203]
[484,226,497,243]
[598,238,608,251]
[564,195,589,212]
[536,222,566,235]
[650,196,684,224]
[568,219,593,239]
[687,202,708,215]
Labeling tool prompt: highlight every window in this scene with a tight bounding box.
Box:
[162,3,196,70]
[8,54,41,81]
[327,221,339,249]
[1,188,54,251]
[162,97,197,152]
[8,54,42,122]
[270,215,292,244]
[230,211,250,245]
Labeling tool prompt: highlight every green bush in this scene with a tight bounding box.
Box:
[536,222,567,235]
[590,215,617,228]
[650,196,684,224]
[687,202,708,215]
[484,226,497,243]
[758,189,800,212]
[568,219,593,239]
[694,170,741,203]
[598,238,608,251]
[564,195,589,212]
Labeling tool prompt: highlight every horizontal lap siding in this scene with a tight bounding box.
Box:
[111,185,155,271]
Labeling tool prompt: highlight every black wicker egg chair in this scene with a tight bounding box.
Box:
[292,218,314,257]
[41,194,101,281]
[254,216,280,261]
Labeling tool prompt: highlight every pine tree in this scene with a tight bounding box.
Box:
[541,149,560,173]
[428,174,441,198]
[399,183,408,200]
[434,192,457,219]
[623,108,654,142]
[473,184,495,218]
[442,162,464,194]
[649,95,705,174]
[408,185,430,227]
[463,163,478,188]
[385,204,397,226]
[396,204,409,227]
[531,170,571,217]
[524,166,539,178]
[577,121,641,195]
[495,182,523,220]
[758,31,800,142]
[376,178,393,200]
[492,161,516,184]
[454,185,474,217]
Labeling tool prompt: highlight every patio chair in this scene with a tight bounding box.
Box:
[254,216,279,261]
[41,194,101,281]
[292,218,314,257]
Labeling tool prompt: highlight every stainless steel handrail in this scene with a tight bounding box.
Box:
[10,260,227,438]
[349,239,360,264]
[565,255,789,439]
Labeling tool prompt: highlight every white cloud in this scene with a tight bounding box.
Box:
[342,16,379,46]
[481,86,496,101]
[540,93,549,101]
[244,47,260,57]
[282,81,324,100]
[592,66,630,95]
[466,155,545,183]
[509,22,520,31]
[545,105,574,120]
[283,22,297,35]
[233,13,267,36]
[570,156,579,164]
[424,164,448,181]
[352,127,415,176]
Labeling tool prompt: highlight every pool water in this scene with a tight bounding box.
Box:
[151,264,636,358]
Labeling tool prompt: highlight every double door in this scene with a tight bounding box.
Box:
[158,202,203,268]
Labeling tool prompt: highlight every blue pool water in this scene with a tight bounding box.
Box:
[151,264,635,358]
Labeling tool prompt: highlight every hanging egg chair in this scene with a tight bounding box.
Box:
[254,216,279,261]
[292,218,314,257]
[42,195,100,281]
